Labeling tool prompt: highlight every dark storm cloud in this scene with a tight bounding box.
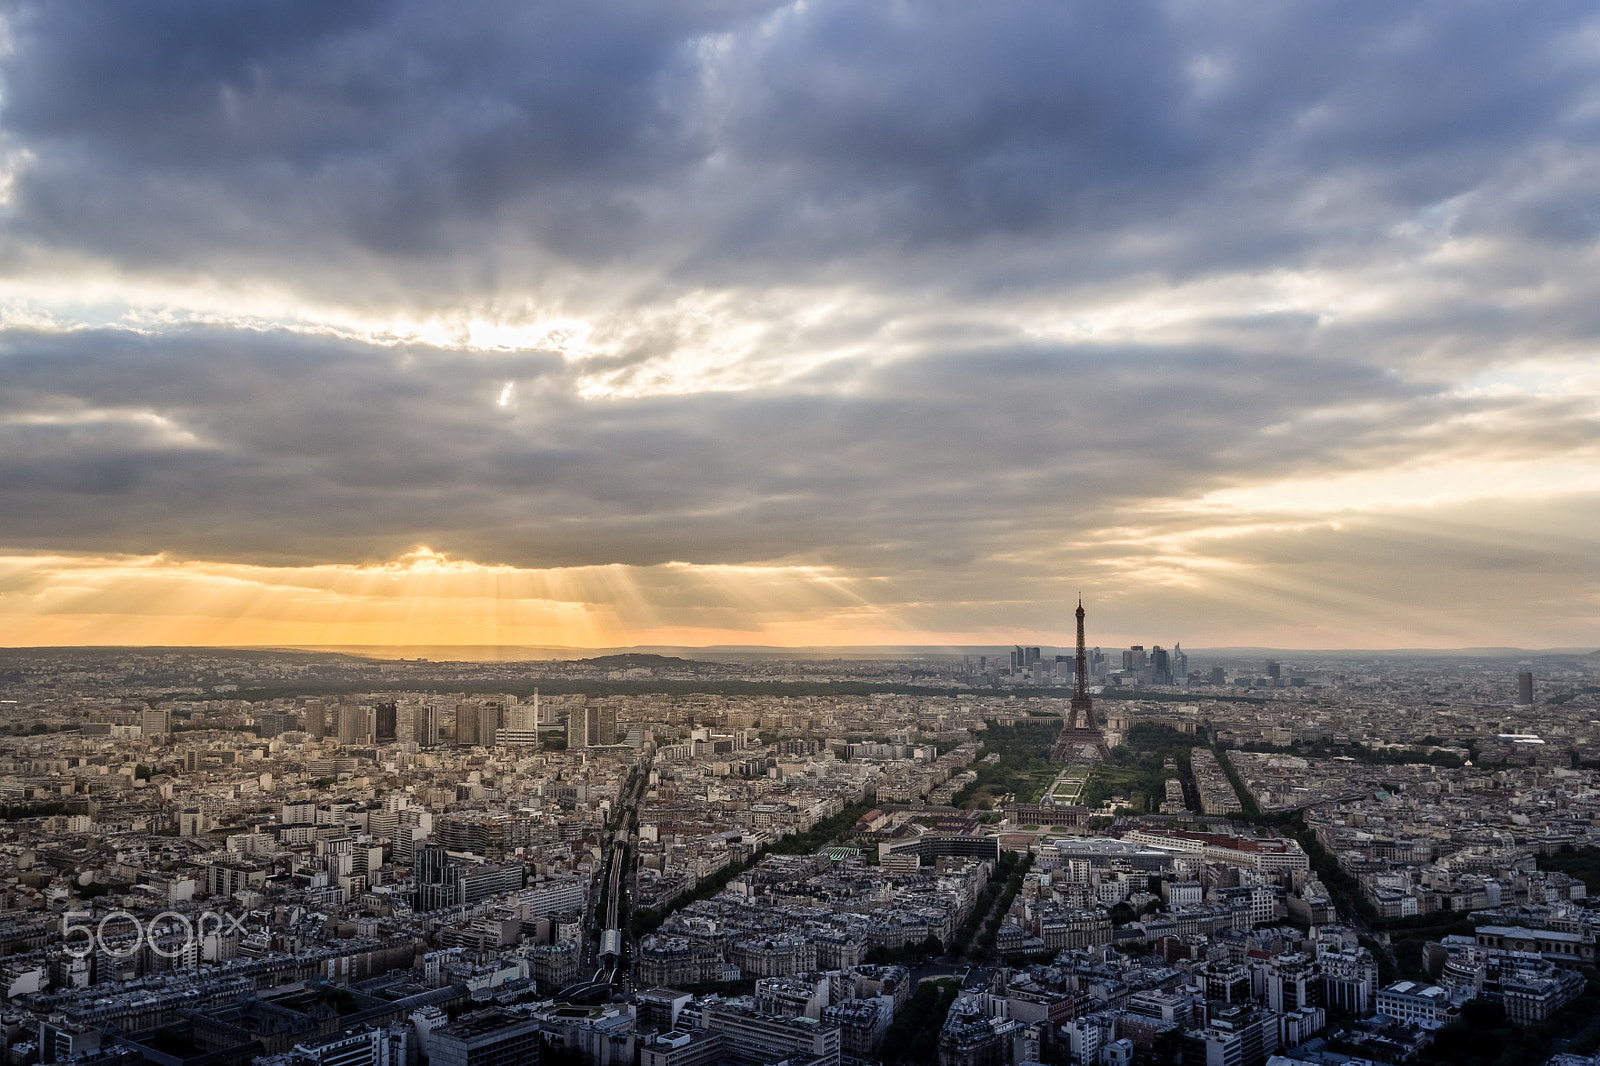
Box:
[0,0,746,280]
[2,1,1596,298]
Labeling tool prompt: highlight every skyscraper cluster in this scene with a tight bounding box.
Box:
[1107,642,1187,686]
[991,617,1187,690]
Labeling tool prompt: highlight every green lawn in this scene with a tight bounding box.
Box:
[1079,723,1196,813]
[1082,762,1177,813]
[952,720,1063,809]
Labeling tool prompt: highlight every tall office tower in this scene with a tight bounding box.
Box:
[374,702,397,742]
[1266,660,1281,681]
[455,702,478,746]
[1010,646,1024,672]
[1069,598,1094,730]
[338,703,372,745]
[141,706,172,737]
[566,706,586,748]
[1517,671,1535,706]
[305,699,326,739]
[476,702,503,748]
[1026,647,1042,669]
[1151,646,1172,685]
[1173,643,1188,681]
[597,702,617,747]
[1211,666,1226,685]
[396,700,418,742]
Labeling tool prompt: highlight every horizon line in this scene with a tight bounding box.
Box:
[2,641,1595,659]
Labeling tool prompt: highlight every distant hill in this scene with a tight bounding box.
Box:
[579,653,699,668]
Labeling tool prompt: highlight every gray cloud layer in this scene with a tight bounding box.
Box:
[0,1,1598,641]
[0,324,1589,568]
[5,2,1597,299]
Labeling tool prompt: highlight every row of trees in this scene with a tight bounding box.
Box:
[629,799,879,938]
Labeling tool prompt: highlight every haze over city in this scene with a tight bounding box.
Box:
[0,3,1595,652]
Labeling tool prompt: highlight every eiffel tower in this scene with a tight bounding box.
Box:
[1068,597,1092,730]
[1052,596,1109,762]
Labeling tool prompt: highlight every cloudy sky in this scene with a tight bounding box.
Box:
[0,0,1597,651]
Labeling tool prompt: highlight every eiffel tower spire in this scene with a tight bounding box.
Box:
[1070,596,1093,730]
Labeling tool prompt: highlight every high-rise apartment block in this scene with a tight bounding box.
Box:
[141,707,171,737]
[304,699,327,738]
[567,703,617,748]
[478,702,503,748]
[454,701,507,747]
[338,702,372,746]
[255,711,296,737]
[507,692,542,732]
[399,700,439,746]
[374,702,397,742]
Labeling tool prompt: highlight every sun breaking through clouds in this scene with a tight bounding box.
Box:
[0,1,1598,650]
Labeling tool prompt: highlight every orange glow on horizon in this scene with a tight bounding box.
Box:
[0,548,1043,650]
